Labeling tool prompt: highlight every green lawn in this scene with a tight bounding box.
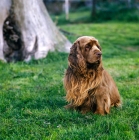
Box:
[0,22,139,140]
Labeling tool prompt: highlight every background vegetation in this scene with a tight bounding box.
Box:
[0,4,139,140]
[49,0,139,24]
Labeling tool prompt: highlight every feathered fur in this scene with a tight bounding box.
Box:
[64,36,121,115]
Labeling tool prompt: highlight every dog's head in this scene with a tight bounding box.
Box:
[68,36,102,71]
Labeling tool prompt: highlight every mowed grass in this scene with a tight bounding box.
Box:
[0,22,139,140]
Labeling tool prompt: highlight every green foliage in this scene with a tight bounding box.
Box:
[95,1,139,22]
[0,22,139,139]
[51,6,139,25]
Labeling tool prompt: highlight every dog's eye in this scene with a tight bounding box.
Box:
[85,44,91,51]
[97,45,101,50]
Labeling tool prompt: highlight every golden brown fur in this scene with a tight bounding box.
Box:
[64,36,121,115]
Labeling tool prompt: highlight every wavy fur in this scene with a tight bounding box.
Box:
[64,36,121,115]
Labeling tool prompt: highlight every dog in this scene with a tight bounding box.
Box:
[64,36,121,115]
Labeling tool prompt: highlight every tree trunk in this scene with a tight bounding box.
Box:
[91,0,96,18]
[0,0,11,61]
[1,0,71,62]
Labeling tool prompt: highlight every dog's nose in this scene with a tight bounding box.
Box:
[96,52,102,57]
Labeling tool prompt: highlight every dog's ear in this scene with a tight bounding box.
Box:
[68,41,87,74]
[68,42,78,68]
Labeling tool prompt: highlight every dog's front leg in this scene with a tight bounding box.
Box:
[94,88,111,115]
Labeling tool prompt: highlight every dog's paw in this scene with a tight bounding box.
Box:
[64,104,75,110]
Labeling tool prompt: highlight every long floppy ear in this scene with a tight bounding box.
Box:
[68,41,87,74]
[68,42,78,68]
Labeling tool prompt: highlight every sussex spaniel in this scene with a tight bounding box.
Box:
[64,36,121,115]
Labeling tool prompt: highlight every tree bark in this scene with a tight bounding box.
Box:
[91,0,96,18]
[0,0,11,61]
[1,0,71,62]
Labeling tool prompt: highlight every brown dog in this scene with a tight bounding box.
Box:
[64,36,121,115]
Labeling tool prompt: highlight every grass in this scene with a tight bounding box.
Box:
[0,21,139,139]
